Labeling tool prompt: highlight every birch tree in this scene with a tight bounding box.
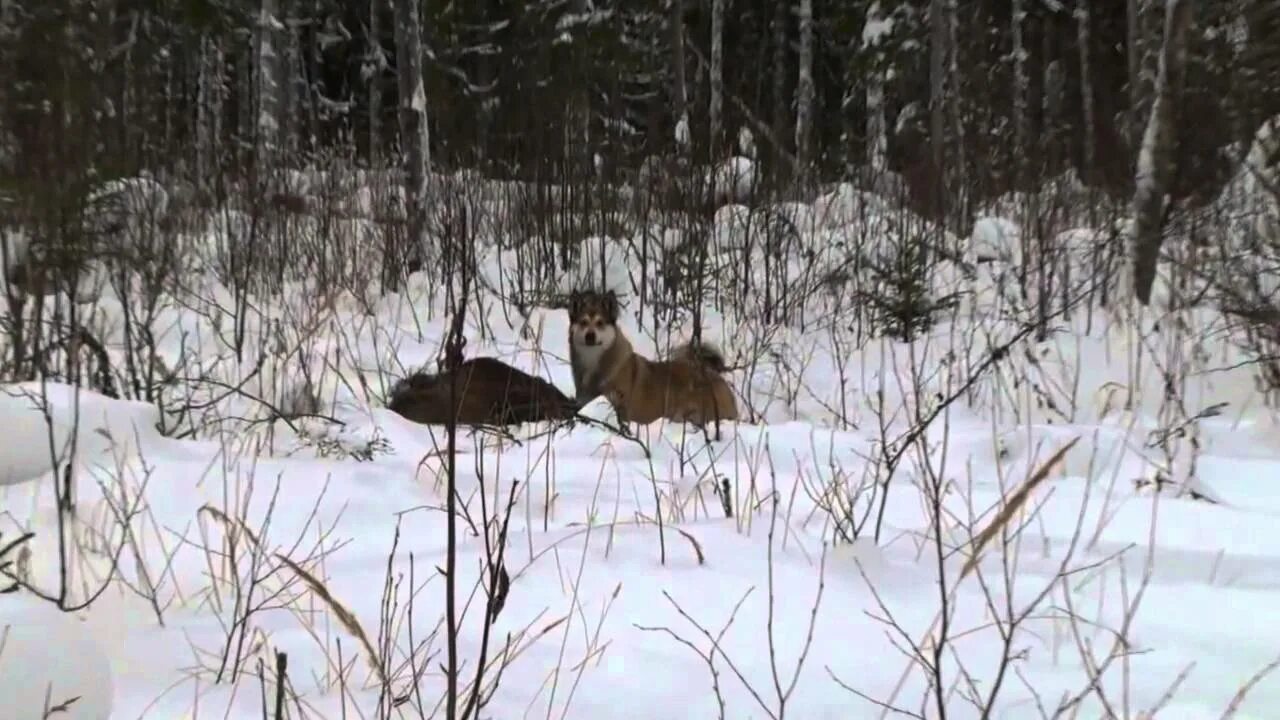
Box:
[283,14,304,154]
[860,1,890,172]
[389,0,429,292]
[945,0,965,227]
[671,0,688,155]
[1011,0,1028,186]
[771,0,789,176]
[1076,0,1096,184]
[0,0,13,175]
[195,38,224,191]
[1127,0,1157,148]
[928,0,948,218]
[709,0,724,159]
[566,0,592,178]
[794,0,815,176]
[1131,0,1193,306]
[366,0,384,162]
[255,0,283,161]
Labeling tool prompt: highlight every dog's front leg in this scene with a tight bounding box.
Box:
[605,390,630,428]
[613,407,634,437]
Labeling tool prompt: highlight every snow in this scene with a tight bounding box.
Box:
[709,155,757,206]
[0,227,31,299]
[736,126,756,159]
[555,10,615,33]
[410,80,427,114]
[862,3,895,48]
[674,112,690,149]
[85,175,170,234]
[0,599,115,720]
[3,169,1280,718]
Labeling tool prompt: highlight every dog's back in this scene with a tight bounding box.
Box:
[388,357,579,426]
[653,340,739,424]
[669,340,730,374]
[604,339,739,426]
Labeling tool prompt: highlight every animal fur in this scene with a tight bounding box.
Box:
[566,288,739,428]
[387,356,579,427]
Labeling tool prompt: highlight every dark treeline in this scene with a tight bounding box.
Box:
[2,0,1278,224]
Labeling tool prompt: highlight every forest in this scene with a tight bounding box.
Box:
[5,1,1278,218]
[3,1,1280,718]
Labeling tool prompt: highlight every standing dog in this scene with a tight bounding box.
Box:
[566,289,739,434]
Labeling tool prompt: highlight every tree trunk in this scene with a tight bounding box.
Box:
[389,0,430,292]
[1011,0,1028,187]
[1077,0,1096,185]
[771,0,789,183]
[1127,0,1143,144]
[945,0,966,230]
[255,0,282,162]
[567,0,591,180]
[1131,0,1193,306]
[794,0,814,179]
[282,13,302,155]
[368,0,382,163]
[863,2,890,173]
[1128,0,1158,150]
[928,0,948,222]
[0,0,8,163]
[196,38,224,192]
[305,0,323,151]
[709,0,724,160]
[670,0,688,154]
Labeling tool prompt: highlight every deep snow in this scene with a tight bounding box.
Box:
[2,173,1279,719]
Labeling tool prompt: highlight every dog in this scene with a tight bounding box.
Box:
[387,356,579,427]
[566,288,739,434]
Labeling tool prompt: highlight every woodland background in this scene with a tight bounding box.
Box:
[4,4,1280,717]
[4,0,1278,226]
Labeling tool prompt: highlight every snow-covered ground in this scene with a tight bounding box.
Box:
[2,171,1279,719]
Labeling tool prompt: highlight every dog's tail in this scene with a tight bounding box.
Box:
[669,340,730,374]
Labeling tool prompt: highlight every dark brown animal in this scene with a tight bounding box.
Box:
[387,356,579,427]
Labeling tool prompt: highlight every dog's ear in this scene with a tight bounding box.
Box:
[567,289,583,316]
[602,289,619,322]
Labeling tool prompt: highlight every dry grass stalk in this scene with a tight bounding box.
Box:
[198,504,266,551]
[960,436,1080,580]
[273,552,391,689]
[673,527,707,565]
[566,518,708,565]
[1219,654,1280,720]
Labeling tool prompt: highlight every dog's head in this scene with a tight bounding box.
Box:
[567,288,619,351]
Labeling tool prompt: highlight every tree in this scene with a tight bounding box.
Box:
[928,0,949,220]
[367,0,385,162]
[1077,0,1097,185]
[388,0,430,292]
[709,0,725,159]
[671,0,688,155]
[1011,0,1029,187]
[794,0,815,178]
[255,0,285,161]
[1131,0,1194,306]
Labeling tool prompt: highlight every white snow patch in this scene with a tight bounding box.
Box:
[0,599,114,720]
[710,155,757,206]
[0,170,1278,719]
